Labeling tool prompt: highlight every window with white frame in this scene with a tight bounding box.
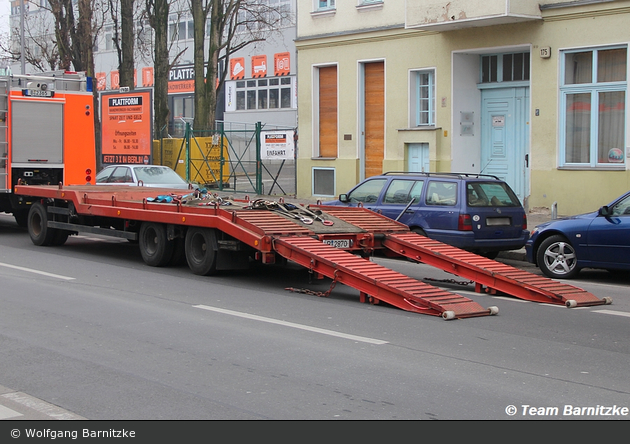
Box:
[410,69,435,127]
[316,0,335,11]
[235,76,295,111]
[560,46,627,167]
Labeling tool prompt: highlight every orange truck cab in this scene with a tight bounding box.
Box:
[0,71,96,226]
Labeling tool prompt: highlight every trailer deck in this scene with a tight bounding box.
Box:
[14,183,612,319]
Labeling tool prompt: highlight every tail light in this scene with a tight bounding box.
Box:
[86,168,92,183]
[522,214,528,230]
[458,213,472,231]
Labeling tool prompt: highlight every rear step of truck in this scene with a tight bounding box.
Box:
[382,232,612,308]
[273,236,498,320]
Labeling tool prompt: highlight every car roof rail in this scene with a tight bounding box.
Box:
[382,171,501,180]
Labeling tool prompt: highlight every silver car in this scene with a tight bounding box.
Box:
[95,165,192,190]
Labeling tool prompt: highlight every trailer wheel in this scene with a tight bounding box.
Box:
[139,222,174,267]
[185,227,218,276]
[51,230,70,246]
[28,202,56,246]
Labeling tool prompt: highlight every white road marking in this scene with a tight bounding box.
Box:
[489,296,529,303]
[1,392,85,420]
[0,262,75,281]
[0,404,23,420]
[194,304,388,345]
[593,309,630,318]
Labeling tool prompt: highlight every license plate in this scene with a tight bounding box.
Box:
[486,217,511,226]
[25,89,53,97]
[323,239,351,248]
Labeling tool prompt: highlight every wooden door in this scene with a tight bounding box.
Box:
[319,66,338,158]
[364,62,384,177]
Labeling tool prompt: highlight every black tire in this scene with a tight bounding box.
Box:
[138,222,174,267]
[185,227,218,276]
[536,234,580,279]
[51,230,70,246]
[27,202,56,246]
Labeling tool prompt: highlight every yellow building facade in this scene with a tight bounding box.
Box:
[296,0,630,215]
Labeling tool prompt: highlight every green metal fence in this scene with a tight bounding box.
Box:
[155,121,296,196]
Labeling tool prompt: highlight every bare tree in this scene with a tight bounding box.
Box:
[109,0,136,89]
[146,0,170,138]
[191,0,290,131]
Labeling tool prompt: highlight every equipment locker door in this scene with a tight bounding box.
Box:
[11,101,64,164]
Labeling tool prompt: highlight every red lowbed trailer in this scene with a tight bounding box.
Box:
[14,183,611,320]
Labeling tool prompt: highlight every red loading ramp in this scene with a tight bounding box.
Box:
[273,236,498,320]
[383,232,612,308]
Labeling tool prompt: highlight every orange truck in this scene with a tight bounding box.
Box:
[0,71,96,227]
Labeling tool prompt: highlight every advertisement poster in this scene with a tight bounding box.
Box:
[260,130,295,160]
[100,90,153,165]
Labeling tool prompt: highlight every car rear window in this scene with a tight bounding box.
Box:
[467,182,521,207]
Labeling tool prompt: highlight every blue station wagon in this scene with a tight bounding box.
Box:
[324,172,529,258]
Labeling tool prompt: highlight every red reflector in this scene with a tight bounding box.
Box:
[86,176,92,182]
[458,214,473,231]
[86,168,92,175]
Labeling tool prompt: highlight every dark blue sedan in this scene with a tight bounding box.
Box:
[526,190,630,278]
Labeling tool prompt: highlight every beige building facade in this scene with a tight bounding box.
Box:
[296,0,630,216]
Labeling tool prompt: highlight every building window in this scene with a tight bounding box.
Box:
[105,26,114,51]
[313,167,335,196]
[234,76,295,111]
[316,0,335,11]
[411,69,435,126]
[560,46,627,167]
[481,52,530,83]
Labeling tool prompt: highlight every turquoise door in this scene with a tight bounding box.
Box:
[481,87,529,203]
[407,143,430,172]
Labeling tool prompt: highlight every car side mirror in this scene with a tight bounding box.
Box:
[599,205,612,217]
[339,194,349,203]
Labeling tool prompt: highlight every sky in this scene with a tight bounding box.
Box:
[1,1,10,37]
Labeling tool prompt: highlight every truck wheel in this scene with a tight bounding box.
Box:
[139,222,174,267]
[185,227,218,276]
[51,230,70,246]
[28,202,56,246]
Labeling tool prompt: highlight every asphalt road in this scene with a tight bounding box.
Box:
[0,212,628,423]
